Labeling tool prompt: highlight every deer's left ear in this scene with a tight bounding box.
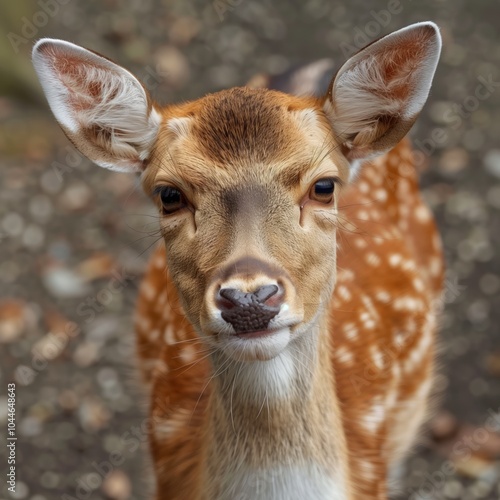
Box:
[324,22,441,170]
[32,39,161,173]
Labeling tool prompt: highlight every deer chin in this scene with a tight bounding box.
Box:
[219,327,292,362]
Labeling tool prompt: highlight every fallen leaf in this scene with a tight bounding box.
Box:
[76,252,116,282]
[0,299,27,343]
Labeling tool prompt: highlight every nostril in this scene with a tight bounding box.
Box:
[253,284,279,303]
[255,284,283,309]
[215,288,240,311]
[216,294,237,311]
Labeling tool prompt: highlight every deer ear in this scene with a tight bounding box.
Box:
[32,39,161,173]
[324,22,441,171]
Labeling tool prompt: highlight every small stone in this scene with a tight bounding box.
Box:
[11,480,29,498]
[73,341,100,367]
[466,299,489,324]
[32,332,67,361]
[22,224,45,249]
[484,149,500,179]
[103,434,123,454]
[96,367,119,389]
[78,397,111,432]
[430,100,455,124]
[443,479,463,498]
[86,316,122,343]
[101,470,132,500]
[438,148,469,174]
[103,172,135,197]
[19,415,43,437]
[40,470,60,489]
[123,38,150,63]
[430,411,459,441]
[169,17,201,45]
[29,194,53,223]
[154,46,191,88]
[41,265,91,299]
[14,365,36,386]
[58,181,93,211]
[463,128,485,151]
[40,169,63,194]
[58,390,79,411]
[1,212,24,237]
[468,479,494,497]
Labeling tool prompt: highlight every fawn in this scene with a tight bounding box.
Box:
[33,22,444,500]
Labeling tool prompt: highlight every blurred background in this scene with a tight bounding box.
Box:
[1,1,500,499]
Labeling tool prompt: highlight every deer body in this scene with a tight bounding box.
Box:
[33,22,444,499]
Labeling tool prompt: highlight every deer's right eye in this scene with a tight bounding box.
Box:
[157,186,186,215]
[311,178,335,204]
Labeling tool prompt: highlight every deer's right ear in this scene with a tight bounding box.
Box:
[323,22,441,174]
[32,39,161,173]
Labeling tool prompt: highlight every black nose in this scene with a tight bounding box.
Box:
[218,285,281,333]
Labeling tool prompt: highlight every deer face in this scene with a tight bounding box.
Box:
[142,88,349,361]
[32,23,441,362]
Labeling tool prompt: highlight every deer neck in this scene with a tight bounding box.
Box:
[199,311,350,500]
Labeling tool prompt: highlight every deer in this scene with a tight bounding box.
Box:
[32,22,444,500]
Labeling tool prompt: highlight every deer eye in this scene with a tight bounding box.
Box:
[157,186,186,214]
[310,178,335,204]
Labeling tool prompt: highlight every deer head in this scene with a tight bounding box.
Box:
[32,23,441,369]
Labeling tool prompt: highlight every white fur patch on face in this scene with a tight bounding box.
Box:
[290,108,321,131]
[216,463,347,500]
[290,108,346,181]
[166,116,192,139]
[290,108,333,163]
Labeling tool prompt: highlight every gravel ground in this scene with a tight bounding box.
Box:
[1,1,500,499]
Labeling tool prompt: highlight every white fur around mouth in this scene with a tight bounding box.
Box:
[220,327,291,362]
[235,328,280,339]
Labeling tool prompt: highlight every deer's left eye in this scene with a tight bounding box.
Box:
[310,178,335,204]
[157,186,186,214]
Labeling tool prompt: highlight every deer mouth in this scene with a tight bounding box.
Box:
[222,326,292,362]
[235,328,280,339]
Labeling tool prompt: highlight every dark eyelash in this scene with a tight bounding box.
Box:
[152,185,168,197]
